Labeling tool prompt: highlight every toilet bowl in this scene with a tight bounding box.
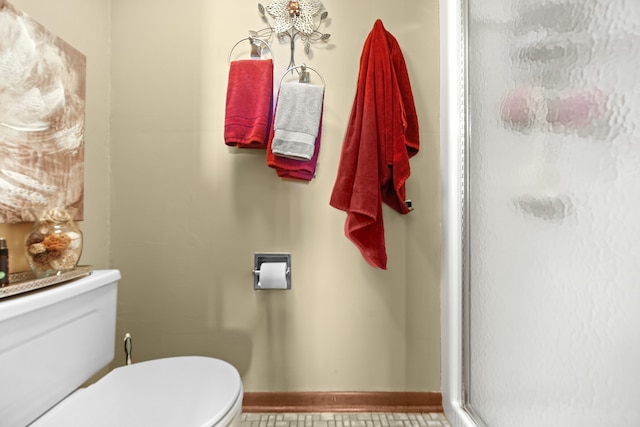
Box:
[0,269,243,427]
[31,356,243,427]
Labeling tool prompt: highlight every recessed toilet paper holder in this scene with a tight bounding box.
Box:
[253,253,291,290]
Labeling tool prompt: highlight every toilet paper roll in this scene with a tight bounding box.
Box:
[258,262,288,289]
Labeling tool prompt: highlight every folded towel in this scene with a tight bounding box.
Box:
[329,19,420,269]
[224,59,274,148]
[267,101,324,181]
[271,82,324,160]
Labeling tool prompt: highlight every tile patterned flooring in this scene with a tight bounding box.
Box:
[241,413,451,427]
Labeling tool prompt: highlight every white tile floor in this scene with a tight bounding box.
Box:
[241,413,451,427]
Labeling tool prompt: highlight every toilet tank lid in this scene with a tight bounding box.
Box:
[33,356,243,427]
[0,269,121,322]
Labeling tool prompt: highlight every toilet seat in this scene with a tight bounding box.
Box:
[31,356,243,427]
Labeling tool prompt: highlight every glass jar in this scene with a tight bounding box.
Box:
[24,207,83,278]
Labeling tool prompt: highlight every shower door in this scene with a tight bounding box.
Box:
[440,1,640,427]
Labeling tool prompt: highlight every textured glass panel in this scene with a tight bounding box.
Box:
[466,0,640,426]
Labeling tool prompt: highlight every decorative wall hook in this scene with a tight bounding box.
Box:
[254,0,331,69]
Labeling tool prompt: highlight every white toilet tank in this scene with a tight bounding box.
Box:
[0,269,120,427]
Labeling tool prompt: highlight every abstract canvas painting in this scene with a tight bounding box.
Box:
[0,0,86,223]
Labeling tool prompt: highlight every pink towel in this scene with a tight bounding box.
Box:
[267,108,323,181]
[329,20,420,269]
[267,87,324,181]
[224,59,274,148]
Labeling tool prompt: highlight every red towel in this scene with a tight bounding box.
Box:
[329,20,420,269]
[267,92,324,181]
[224,59,274,148]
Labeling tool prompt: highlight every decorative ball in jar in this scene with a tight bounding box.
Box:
[24,207,83,278]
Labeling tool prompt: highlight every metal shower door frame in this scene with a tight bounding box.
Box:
[439,0,481,426]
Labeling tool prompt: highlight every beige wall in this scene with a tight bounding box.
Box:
[5,0,440,392]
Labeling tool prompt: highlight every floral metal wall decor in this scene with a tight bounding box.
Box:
[255,0,331,68]
[0,1,86,223]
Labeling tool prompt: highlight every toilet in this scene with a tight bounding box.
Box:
[0,269,243,427]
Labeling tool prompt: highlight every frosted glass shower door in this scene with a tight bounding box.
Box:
[464,1,640,426]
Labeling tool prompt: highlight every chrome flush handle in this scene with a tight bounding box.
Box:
[124,333,133,365]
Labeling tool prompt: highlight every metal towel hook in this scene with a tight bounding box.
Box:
[299,64,310,83]
[227,36,274,64]
[279,63,325,87]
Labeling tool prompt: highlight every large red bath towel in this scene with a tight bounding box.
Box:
[224,59,274,148]
[329,19,420,269]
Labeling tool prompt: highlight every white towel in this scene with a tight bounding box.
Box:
[271,82,325,160]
